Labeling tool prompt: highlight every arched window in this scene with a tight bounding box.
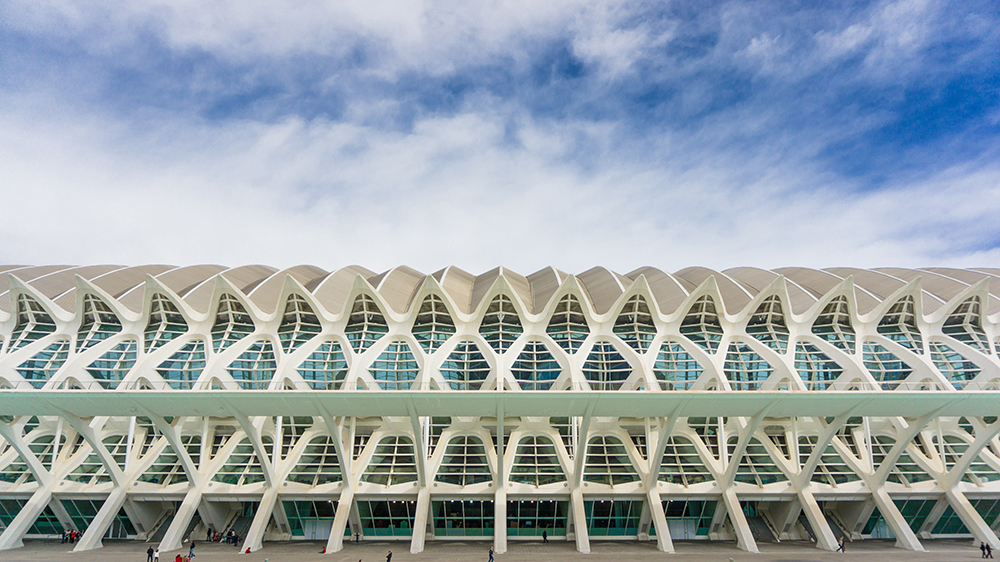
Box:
[811,296,855,353]
[479,295,523,353]
[345,294,389,354]
[10,294,57,350]
[583,436,637,486]
[680,296,723,353]
[546,294,590,353]
[277,294,322,353]
[16,339,69,388]
[435,435,491,486]
[877,296,923,353]
[412,294,456,353]
[510,436,566,486]
[613,295,656,352]
[362,436,418,486]
[144,294,188,352]
[746,296,788,353]
[76,294,122,351]
[942,297,990,352]
[211,294,255,353]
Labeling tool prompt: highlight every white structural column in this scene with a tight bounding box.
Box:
[716,408,774,554]
[0,422,56,551]
[231,412,279,553]
[57,414,130,553]
[142,415,205,553]
[645,412,682,554]
[793,412,861,551]
[408,404,431,554]
[570,401,596,554]
[867,416,935,552]
[494,402,507,554]
[935,418,1000,550]
[320,414,354,554]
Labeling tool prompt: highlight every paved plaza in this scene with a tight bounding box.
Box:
[2,539,991,562]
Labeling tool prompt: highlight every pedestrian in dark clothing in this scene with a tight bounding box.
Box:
[983,543,988,558]
[207,528,213,542]
[189,542,196,559]
[489,546,494,562]
[542,530,548,543]
[355,531,360,545]
[836,536,846,552]
[147,546,155,562]
[387,550,392,562]
[988,543,994,558]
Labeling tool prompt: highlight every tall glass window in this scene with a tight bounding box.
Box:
[546,294,589,353]
[583,436,637,485]
[942,296,990,353]
[811,296,855,353]
[76,294,122,351]
[345,294,389,354]
[680,295,724,353]
[862,340,912,389]
[745,296,789,353]
[878,296,923,353]
[929,341,980,388]
[412,294,456,353]
[510,436,566,486]
[613,295,657,352]
[277,293,322,353]
[211,294,255,353]
[10,294,57,350]
[479,295,523,353]
[794,342,842,390]
[435,436,491,486]
[584,500,642,536]
[144,293,187,352]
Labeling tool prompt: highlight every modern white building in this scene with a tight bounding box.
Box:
[0,264,999,555]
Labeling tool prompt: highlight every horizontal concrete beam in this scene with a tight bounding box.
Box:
[0,390,998,419]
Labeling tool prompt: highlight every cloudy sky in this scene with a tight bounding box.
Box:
[1,0,998,275]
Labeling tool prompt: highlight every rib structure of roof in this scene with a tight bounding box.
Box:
[2,265,1000,557]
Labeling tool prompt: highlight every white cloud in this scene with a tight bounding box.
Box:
[1,92,997,275]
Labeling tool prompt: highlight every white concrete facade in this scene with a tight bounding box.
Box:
[0,265,999,554]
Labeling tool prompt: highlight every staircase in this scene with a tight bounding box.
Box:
[798,512,816,542]
[746,516,776,543]
[824,511,846,539]
[227,516,253,542]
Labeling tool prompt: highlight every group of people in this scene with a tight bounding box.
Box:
[60,529,83,543]
[201,527,240,545]
[982,542,995,558]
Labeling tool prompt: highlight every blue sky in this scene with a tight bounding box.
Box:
[1,0,998,274]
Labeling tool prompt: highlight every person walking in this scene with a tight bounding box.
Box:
[542,530,548,543]
[983,543,988,558]
[355,531,360,545]
[489,546,494,562]
[836,535,846,552]
[386,550,392,562]
[189,541,196,559]
[207,528,213,542]
[154,548,160,562]
[987,542,994,559]
[147,546,155,562]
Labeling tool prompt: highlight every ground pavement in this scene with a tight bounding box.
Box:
[4,539,990,562]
